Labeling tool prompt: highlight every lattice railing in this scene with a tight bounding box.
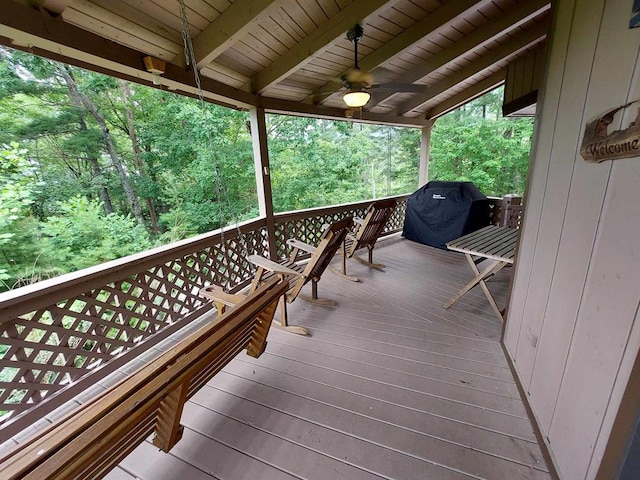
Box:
[505,204,524,230]
[0,194,408,440]
[487,195,523,229]
[0,218,268,439]
[273,195,408,259]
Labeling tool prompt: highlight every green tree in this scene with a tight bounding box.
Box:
[0,144,42,285]
[267,115,420,212]
[41,196,152,273]
[429,87,533,196]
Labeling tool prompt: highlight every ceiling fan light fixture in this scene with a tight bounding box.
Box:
[343,90,370,108]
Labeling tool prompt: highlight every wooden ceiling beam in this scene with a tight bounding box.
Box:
[368,0,550,108]
[396,19,550,116]
[183,0,279,69]
[312,0,494,104]
[0,1,257,109]
[425,69,506,120]
[260,97,428,128]
[250,0,390,94]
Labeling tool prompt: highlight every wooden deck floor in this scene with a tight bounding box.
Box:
[109,236,551,480]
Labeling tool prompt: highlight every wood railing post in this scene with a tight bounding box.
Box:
[418,119,434,187]
[250,105,277,260]
[500,194,522,227]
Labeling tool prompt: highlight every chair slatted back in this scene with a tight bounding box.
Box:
[285,217,352,301]
[348,198,396,257]
[304,217,353,282]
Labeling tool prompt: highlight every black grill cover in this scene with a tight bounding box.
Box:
[402,181,491,249]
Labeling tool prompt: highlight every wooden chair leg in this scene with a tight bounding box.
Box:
[299,279,337,306]
[342,242,348,275]
[328,240,360,282]
[353,247,386,270]
[272,295,309,335]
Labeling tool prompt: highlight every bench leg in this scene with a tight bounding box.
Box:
[246,295,279,357]
[153,381,188,452]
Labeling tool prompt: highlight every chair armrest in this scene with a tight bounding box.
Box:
[200,284,246,307]
[286,238,316,254]
[248,254,301,276]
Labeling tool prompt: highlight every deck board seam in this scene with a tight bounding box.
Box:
[273,334,517,383]
[217,370,540,443]
[297,325,513,370]
[192,391,548,479]
[235,357,530,420]
[201,385,551,474]
[262,342,522,400]
[180,408,396,480]
[289,316,506,355]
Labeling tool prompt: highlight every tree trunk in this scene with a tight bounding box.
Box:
[119,80,159,232]
[89,156,115,214]
[59,66,145,224]
[78,116,114,214]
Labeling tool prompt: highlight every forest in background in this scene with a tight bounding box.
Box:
[0,47,533,291]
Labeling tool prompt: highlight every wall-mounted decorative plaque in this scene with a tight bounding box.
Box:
[580,101,640,163]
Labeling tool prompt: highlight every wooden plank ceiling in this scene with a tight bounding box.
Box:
[1,0,551,125]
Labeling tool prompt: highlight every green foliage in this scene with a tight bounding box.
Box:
[41,196,152,272]
[267,117,420,212]
[0,143,38,237]
[0,143,41,284]
[430,88,533,196]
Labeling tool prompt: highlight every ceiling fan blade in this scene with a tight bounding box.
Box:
[369,67,396,84]
[343,68,374,86]
[371,83,427,92]
[302,85,345,102]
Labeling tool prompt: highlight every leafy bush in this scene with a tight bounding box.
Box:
[41,196,152,272]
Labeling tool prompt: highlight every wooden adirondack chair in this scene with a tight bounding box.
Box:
[200,217,353,335]
[330,198,396,282]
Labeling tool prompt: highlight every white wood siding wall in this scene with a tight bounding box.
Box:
[505,0,640,479]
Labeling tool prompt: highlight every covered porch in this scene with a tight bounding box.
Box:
[110,237,546,480]
[1,1,640,479]
[8,232,546,480]
[0,195,538,480]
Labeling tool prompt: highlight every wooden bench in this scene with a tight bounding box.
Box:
[0,277,288,480]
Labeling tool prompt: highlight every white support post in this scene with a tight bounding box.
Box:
[418,119,434,187]
[249,106,277,259]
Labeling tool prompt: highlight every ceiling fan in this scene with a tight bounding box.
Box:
[330,24,425,108]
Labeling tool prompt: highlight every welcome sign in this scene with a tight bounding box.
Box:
[580,101,640,163]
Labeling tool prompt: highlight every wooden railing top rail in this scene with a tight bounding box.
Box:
[0,278,288,480]
[273,194,410,222]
